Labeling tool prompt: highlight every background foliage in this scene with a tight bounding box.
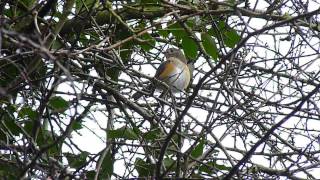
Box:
[1,0,320,179]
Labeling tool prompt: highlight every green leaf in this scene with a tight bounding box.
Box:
[134,158,154,176]
[72,121,83,130]
[201,33,218,60]
[107,126,139,140]
[226,0,236,5]
[158,29,170,38]
[0,163,20,178]
[76,0,97,14]
[139,33,155,51]
[23,121,34,136]
[167,23,187,42]
[3,118,21,136]
[1,109,21,136]
[217,20,227,29]
[191,139,204,158]
[186,19,196,29]
[144,5,163,11]
[18,107,38,120]
[199,163,213,174]
[99,151,114,179]
[215,163,231,171]
[143,128,162,140]
[207,28,216,37]
[199,160,231,174]
[48,96,69,113]
[0,129,7,142]
[120,43,134,64]
[224,29,241,48]
[19,0,37,8]
[0,60,19,87]
[141,0,160,4]
[163,158,175,169]
[37,130,60,155]
[211,21,240,48]
[51,39,64,50]
[79,34,92,47]
[86,170,96,179]
[182,36,198,59]
[65,151,89,169]
[3,8,14,18]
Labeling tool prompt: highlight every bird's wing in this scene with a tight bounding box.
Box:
[154,60,176,80]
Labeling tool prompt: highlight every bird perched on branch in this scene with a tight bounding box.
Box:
[133,48,193,100]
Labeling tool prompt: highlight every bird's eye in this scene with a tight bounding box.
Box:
[165,48,177,56]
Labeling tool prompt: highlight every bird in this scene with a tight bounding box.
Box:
[133,48,192,100]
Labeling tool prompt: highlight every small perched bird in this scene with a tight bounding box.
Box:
[133,48,192,100]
